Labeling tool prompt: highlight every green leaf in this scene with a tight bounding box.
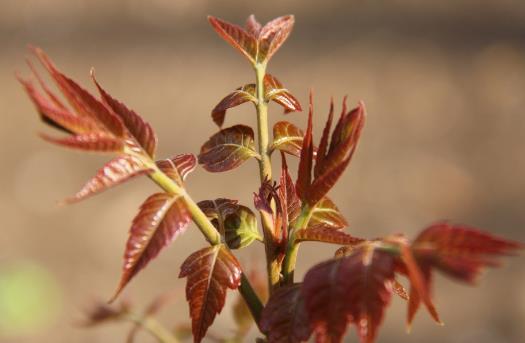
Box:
[224,205,261,249]
[198,125,259,172]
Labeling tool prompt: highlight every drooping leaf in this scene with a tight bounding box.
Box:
[294,227,364,246]
[197,198,239,234]
[258,15,295,63]
[39,132,123,152]
[260,284,312,343]
[111,193,190,301]
[271,121,306,157]
[303,244,396,343]
[179,245,242,343]
[198,125,259,172]
[208,16,258,64]
[264,74,302,113]
[211,84,256,127]
[156,154,197,186]
[307,196,348,230]
[92,72,158,157]
[65,154,151,203]
[224,205,261,249]
[31,47,125,137]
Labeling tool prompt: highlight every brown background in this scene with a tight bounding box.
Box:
[1,0,525,342]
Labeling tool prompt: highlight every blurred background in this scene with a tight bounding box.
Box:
[1,0,525,342]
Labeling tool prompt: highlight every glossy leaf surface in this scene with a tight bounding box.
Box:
[112,193,190,301]
[198,125,258,172]
[260,284,311,343]
[156,154,197,186]
[39,132,123,152]
[271,121,306,157]
[307,196,348,230]
[65,155,151,203]
[295,227,364,246]
[303,244,395,343]
[211,84,256,127]
[264,74,302,113]
[197,198,239,235]
[179,245,242,343]
[224,205,261,249]
[279,153,301,238]
[208,16,258,63]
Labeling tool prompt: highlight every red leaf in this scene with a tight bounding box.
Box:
[258,15,295,62]
[92,73,158,157]
[198,125,258,172]
[211,84,256,127]
[18,75,98,134]
[306,155,351,206]
[179,245,242,343]
[271,121,306,157]
[279,153,301,239]
[40,132,123,152]
[31,47,125,137]
[303,244,396,343]
[260,284,312,343]
[197,198,239,234]
[314,98,334,178]
[296,92,314,200]
[65,155,151,203]
[295,227,364,246]
[208,16,258,64]
[264,74,302,113]
[412,223,522,283]
[307,196,348,230]
[111,193,190,301]
[245,15,262,37]
[156,154,197,185]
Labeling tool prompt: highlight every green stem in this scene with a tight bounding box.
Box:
[282,204,313,284]
[132,154,263,325]
[125,313,179,343]
[254,62,281,292]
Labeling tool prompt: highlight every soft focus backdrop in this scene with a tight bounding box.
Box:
[1,0,525,342]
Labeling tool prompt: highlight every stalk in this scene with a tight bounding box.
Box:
[130,152,263,325]
[282,204,313,284]
[125,313,180,343]
[253,62,281,292]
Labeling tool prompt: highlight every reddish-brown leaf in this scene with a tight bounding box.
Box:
[245,15,262,37]
[307,196,348,230]
[92,73,158,157]
[412,223,522,283]
[258,15,295,62]
[197,198,239,235]
[271,121,306,157]
[18,75,98,134]
[211,84,256,127]
[303,244,396,343]
[112,193,190,301]
[264,74,302,113]
[198,125,258,172]
[393,279,409,301]
[31,47,125,137]
[179,245,242,343]
[40,132,123,152]
[65,155,151,203]
[156,154,197,186]
[279,153,301,237]
[314,98,334,178]
[208,16,258,64]
[296,93,314,200]
[295,227,364,246]
[306,155,352,206]
[260,284,312,343]
[82,300,130,327]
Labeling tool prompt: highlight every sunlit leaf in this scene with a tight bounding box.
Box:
[258,15,295,63]
[199,125,259,172]
[65,155,151,203]
[271,121,306,157]
[208,16,258,64]
[303,244,396,343]
[307,196,348,230]
[260,284,311,343]
[296,93,314,200]
[198,198,239,235]
[211,84,256,127]
[224,205,261,249]
[254,179,282,243]
[264,74,302,113]
[156,154,197,186]
[279,153,301,239]
[92,73,157,157]
[245,15,262,37]
[179,245,242,343]
[39,132,123,152]
[295,227,364,246]
[111,193,190,301]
